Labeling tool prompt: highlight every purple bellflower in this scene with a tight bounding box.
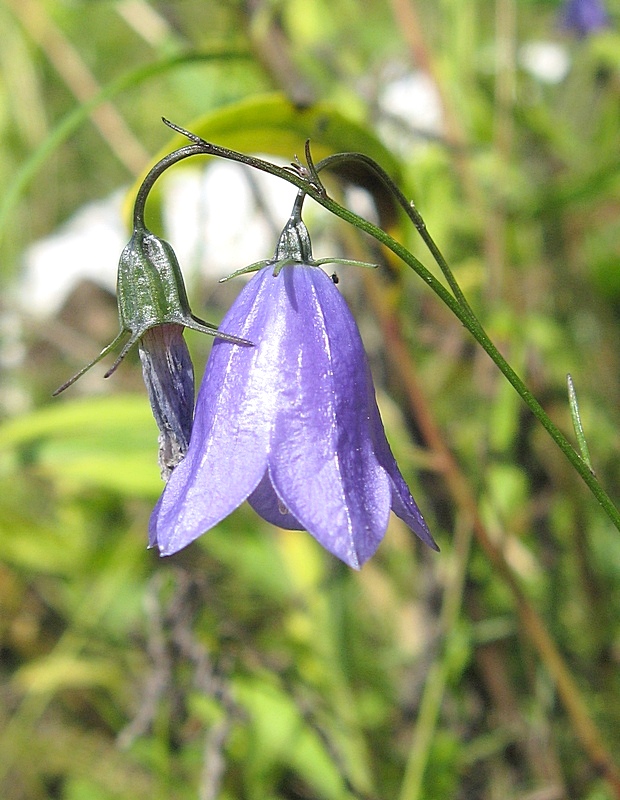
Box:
[560,0,609,36]
[150,194,437,569]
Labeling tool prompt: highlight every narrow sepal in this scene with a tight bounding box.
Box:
[52,330,129,396]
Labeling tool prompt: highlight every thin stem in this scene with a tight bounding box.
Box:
[362,271,620,793]
[154,126,620,534]
[162,118,313,190]
[333,206,620,532]
[132,143,208,229]
[314,151,477,323]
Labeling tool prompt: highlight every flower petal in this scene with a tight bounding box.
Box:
[151,262,435,567]
[150,269,279,555]
[138,324,194,480]
[370,413,439,551]
[265,266,393,569]
[248,470,305,530]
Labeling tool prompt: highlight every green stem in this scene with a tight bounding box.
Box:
[132,143,208,230]
[315,151,478,324]
[317,201,620,532]
[146,127,620,534]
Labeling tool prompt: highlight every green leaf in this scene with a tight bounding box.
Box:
[567,373,594,474]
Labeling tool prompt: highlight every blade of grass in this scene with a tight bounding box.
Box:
[0,49,251,259]
[567,374,595,474]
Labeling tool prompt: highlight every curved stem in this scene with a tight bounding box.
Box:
[363,270,620,793]
[315,151,477,323]
[152,126,620,534]
[310,153,615,518]
[132,143,208,230]
[319,201,620,532]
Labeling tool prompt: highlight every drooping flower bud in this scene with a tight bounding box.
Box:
[54,225,252,477]
[138,323,194,480]
[54,227,250,396]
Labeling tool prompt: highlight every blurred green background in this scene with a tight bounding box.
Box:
[1,1,620,798]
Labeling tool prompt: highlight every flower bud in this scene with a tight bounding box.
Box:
[53,226,250,396]
[54,225,252,478]
[138,324,194,480]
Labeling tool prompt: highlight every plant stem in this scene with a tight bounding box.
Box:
[315,152,478,323]
[362,272,620,795]
[132,143,208,230]
[150,128,620,534]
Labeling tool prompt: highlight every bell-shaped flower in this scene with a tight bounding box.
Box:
[560,0,608,36]
[149,198,437,569]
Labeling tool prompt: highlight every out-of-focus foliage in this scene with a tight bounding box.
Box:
[1,1,620,798]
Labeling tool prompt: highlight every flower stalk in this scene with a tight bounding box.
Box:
[162,121,620,535]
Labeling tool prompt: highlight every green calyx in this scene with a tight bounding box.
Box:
[220,189,377,284]
[273,195,314,265]
[117,228,237,339]
[53,226,252,396]
[271,190,378,275]
[53,137,257,397]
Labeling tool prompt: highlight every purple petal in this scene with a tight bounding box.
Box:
[150,269,278,554]
[139,324,194,481]
[371,412,439,552]
[150,262,435,568]
[263,266,394,568]
[248,470,305,530]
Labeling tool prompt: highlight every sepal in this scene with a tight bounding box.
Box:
[54,226,252,395]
